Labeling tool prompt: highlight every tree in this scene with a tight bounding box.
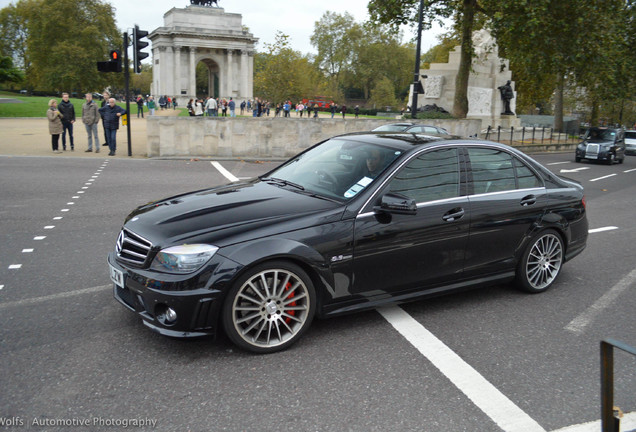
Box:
[254,32,329,104]
[0,0,121,92]
[488,0,630,130]
[368,0,483,118]
[0,55,24,83]
[310,11,358,81]
[370,76,399,109]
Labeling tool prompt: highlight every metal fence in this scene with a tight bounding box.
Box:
[483,125,581,147]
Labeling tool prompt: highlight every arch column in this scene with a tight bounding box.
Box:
[226,50,233,97]
[240,50,248,99]
[173,46,182,96]
[189,47,196,97]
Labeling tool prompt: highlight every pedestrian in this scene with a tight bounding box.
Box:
[240,100,246,115]
[101,91,110,147]
[283,101,291,117]
[298,102,304,117]
[167,96,172,109]
[354,105,359,118]
[306,103,312,118]
[275,103,281,117]
[58,92,75,151]
[205,96,217,116]
[172,97,178,110]
[330,103,336,119]
[136,94,144,118]
[47,99,63,153]
[194,99,204,116]
[313,103,319,118]
[147,96,156,115]
[187,99,194,116]
[159,95,167,110]
[341,104,347,119]
[229,97,236,117]
[82,93,100,153]
[221,99,228,117]
[98,98,126,156]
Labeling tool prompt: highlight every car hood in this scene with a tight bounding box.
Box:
[122,180,343,247]
[581,139,615,146]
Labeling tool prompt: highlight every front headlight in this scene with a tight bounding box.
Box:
[150,244,219,274]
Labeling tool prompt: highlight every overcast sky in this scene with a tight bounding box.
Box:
[0,0,447,55]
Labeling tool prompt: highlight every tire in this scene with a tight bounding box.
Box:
[222,260,316,353]
[515,230,564,293]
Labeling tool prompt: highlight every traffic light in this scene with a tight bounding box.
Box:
[97,50,122,73]
[133,25,149,74]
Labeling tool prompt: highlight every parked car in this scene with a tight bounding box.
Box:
[108,133,588,353]
[575,127,626,164]
[372,122,450,135]
[624,130,636,156]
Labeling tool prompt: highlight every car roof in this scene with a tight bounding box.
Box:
[335,132,472,150]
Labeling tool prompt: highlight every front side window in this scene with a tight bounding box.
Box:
[388,148,459,203]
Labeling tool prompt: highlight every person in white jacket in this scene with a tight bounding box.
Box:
[205,97,217,117]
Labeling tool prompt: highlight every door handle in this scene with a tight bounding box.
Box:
[442,208,465,222]
[520,195,536,206]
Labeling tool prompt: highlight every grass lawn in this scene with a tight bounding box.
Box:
[0,91,127,117]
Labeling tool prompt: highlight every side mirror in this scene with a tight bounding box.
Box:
[374,192,417,215]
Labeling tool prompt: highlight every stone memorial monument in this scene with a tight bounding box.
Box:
[149,3,258,106]
[412,29,520,130]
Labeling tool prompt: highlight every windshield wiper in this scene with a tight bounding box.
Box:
[260,177,305,191]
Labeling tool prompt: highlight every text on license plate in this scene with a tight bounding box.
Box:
[109,264,124,287]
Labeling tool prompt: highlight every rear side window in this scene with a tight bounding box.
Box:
[467,148,543,193]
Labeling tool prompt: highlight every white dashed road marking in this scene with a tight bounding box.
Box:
[22,249,33,253]
[8,265,22,270]
[565,268,636,334]
[379,306,546,431]
[0,284,111,310]
[588,226,618,233]
[590,173,617,182]
[624,168,636,173]
[211,161,240,182]
[33,236,46,241]
[547,161,571,165]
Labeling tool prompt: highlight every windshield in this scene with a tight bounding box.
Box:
[373,124,410,132]
[263,139,403,201]
[625,131,636,139]
[586,128,617,142]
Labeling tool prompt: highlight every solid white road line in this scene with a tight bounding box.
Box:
[550,411,636,432]
[589,174,617,182]
[565,268,636,334]
[211,161,239,182]
[379,306,546,432]
[0,284,111,310]
[588,226,618,233]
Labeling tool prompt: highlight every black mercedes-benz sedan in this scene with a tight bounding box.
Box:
[108,133,588,353]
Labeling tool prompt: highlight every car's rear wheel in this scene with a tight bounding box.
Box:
[516,230,564,293]
[222,261,316,353]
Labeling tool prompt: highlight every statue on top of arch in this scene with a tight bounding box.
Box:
[190,0,220,7]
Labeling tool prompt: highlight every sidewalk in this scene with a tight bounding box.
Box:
[0,108,180,158]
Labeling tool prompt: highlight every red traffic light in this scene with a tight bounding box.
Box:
[110,50,120,61]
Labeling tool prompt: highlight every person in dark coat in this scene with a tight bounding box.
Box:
[57,92,76,151]
[98,98,126,156]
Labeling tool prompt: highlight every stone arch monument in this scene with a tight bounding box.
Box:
[149,4,258,105]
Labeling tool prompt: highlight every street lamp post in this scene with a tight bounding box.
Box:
[411,0,425,119]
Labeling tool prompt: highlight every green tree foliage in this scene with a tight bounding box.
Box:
[0,55,24,83]
[254,32,328,104]
[310,12,414,105]
[371,76,399,108]
[0,0,121,93]
[368,0,484,118]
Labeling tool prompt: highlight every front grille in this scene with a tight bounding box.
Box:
[116,228,153,267]
[585,144,600,158]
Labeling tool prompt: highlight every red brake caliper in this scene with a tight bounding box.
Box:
[284,282,296,324]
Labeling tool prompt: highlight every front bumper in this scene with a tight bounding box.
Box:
[108,252,241,338]
[575,147,614,162]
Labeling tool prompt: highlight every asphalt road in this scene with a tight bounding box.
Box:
[0,151,635,432]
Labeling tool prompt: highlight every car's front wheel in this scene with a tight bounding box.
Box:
[515,230,564,293]
[222,261,316,353]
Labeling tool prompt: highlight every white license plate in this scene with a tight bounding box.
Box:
[109,264,124,288]
[585,154,598,159]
